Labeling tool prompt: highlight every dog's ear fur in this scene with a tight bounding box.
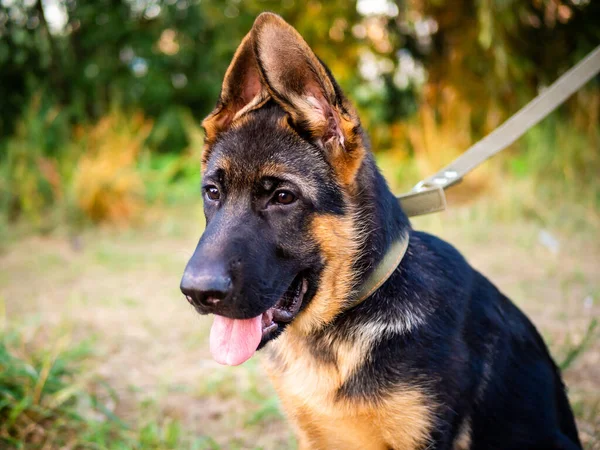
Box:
[252,13,364,185]
[202,32,267,151]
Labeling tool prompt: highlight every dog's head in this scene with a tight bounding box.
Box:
[181,13,369,365]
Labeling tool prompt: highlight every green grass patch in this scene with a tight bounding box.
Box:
[560,319,599,372]
[0,321,213,449]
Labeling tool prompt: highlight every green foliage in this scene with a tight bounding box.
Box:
[0,325,103,448]
[560,319,599,372]
[387,0,600,126]
[0,0,363,138]
[0,322,213,449]
[501,108,600,229]
[0,100,202,230]
[0,0,598,229]
[0,95,73,230]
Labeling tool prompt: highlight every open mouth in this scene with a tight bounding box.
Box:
[209,273,308,366]
[260,273,308,338]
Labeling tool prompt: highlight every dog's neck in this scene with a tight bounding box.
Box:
[351,153,411,290]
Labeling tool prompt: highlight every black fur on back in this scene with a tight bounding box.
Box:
[331,150,583,449]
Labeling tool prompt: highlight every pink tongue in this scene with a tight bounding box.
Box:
[209,315,262,366]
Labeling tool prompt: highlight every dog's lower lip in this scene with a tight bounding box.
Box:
[263,322,278,334]
[261,275,307,337]
[272,308,294,322]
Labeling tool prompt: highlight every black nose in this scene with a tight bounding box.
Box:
[180,265,233,310]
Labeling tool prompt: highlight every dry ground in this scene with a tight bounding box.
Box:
[1,203,599,449]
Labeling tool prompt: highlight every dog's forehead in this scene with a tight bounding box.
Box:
[205,106,329,187]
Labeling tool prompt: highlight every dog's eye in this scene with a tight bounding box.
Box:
[205,186,220,201]
[274,190,296,205]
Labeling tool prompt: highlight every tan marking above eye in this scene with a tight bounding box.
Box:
[258,164,319,201]
[261,178,275,191]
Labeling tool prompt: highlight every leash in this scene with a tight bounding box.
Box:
[348,45,600,310]
[398,44,600,218]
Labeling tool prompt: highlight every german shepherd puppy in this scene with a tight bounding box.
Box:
[180,12,582,450]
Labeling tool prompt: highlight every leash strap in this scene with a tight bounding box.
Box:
[345,47,599,308]
[398,44,600,217]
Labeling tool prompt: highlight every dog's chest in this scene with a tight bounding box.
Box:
[262,344,387,449]
[262,333,343,413]
[262,334,434,450]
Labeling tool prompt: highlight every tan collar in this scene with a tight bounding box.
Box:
[346,231,410,310]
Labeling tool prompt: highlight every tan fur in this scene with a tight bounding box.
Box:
[257,162,320,201]
[252,13,366,187]
[231,90,270,123]
[210,154,231,174]
[204,13,436,449]
[331,114,365,187]
[201,32,267,167]
[293,213,361,335]
[201,107,228,162]
[203,13,366,186]
[251,14,337,110]
[263,334,434,450]
[261,210,435,449]
[453,417,472,450]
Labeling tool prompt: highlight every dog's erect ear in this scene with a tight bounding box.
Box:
[202,32,267,150]
[252,13,364,184]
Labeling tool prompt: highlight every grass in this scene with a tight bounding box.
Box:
[0,98,598,448]
[0,199,598,449]
[0,315,214,450]
[560,319,599,372]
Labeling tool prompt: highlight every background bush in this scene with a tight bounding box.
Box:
[0,0,598,230]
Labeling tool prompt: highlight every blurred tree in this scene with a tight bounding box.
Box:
[0,0,598,228]
[0,0,364,152]
[0,0,597,152]
[384,0,600,133]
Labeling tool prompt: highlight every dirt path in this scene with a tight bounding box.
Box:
[1,204,599,449]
